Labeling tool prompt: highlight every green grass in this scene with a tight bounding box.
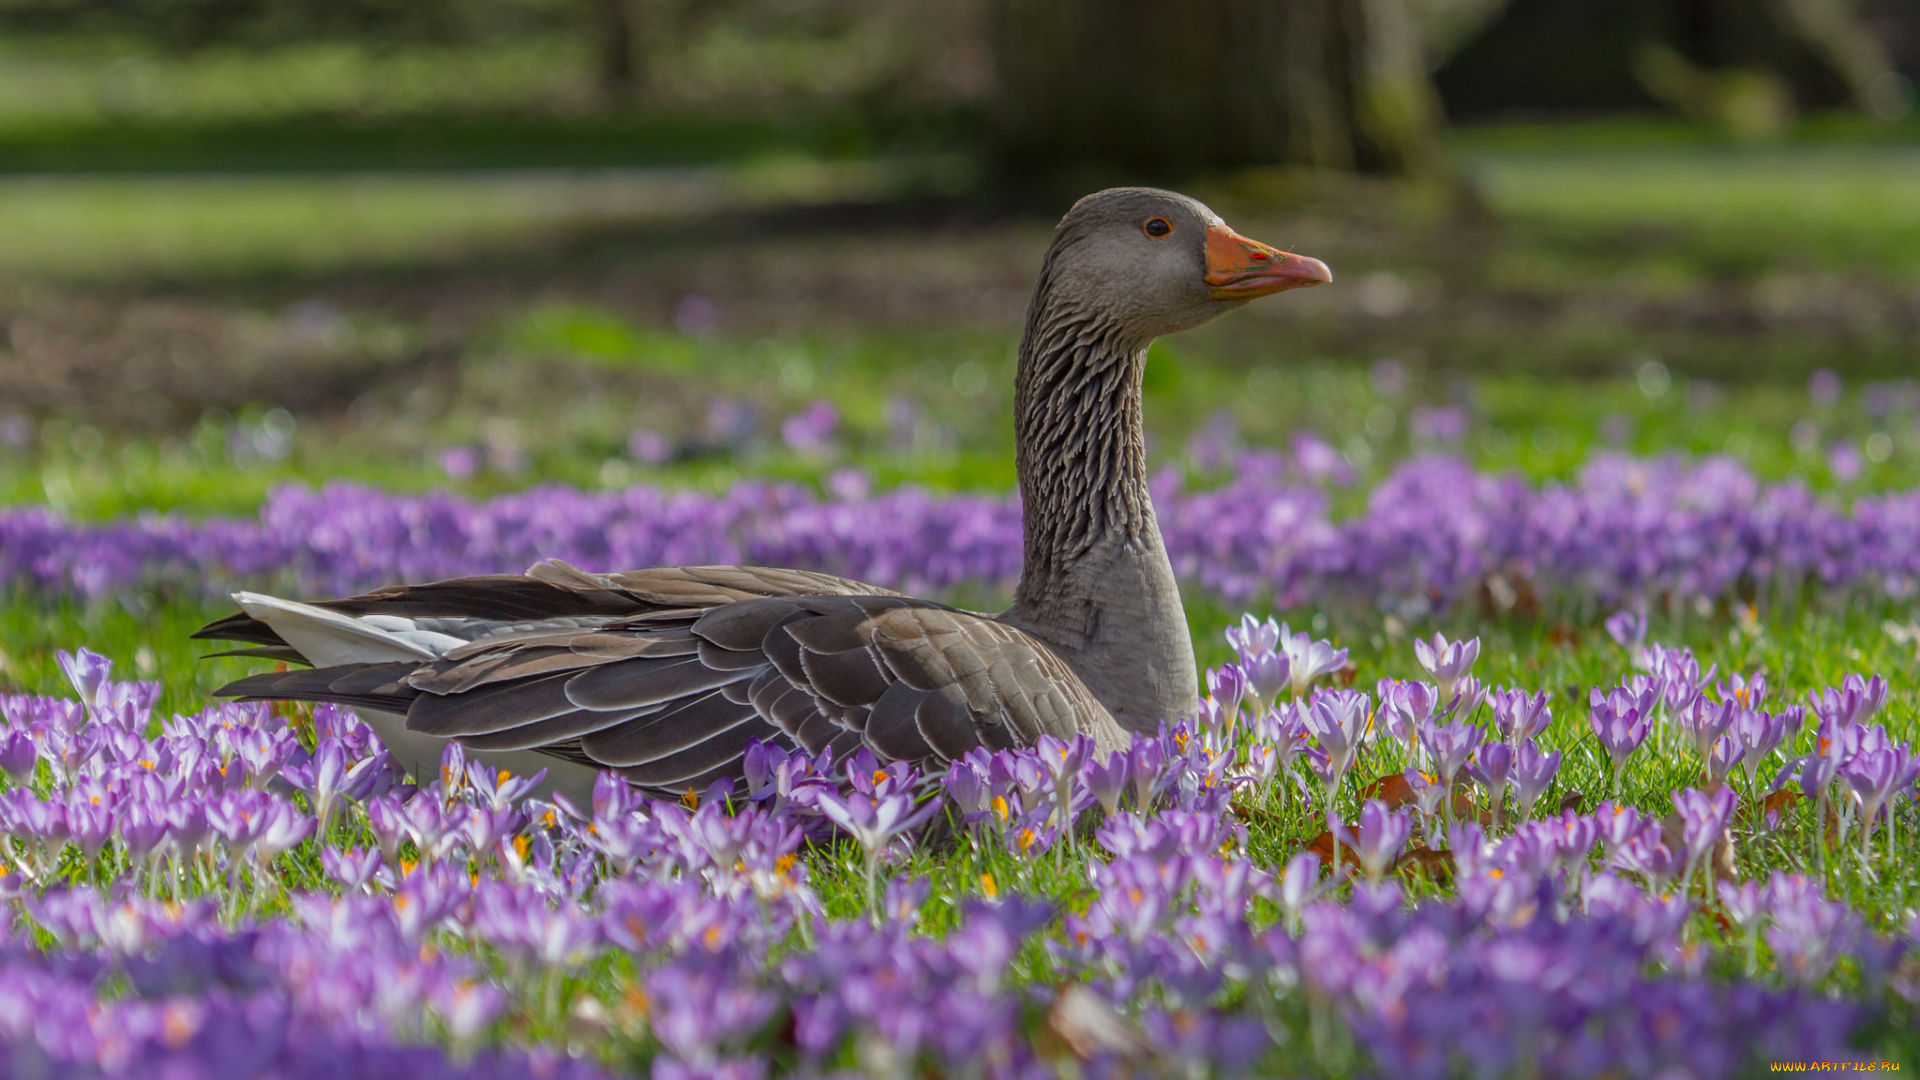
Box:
[6,316,1916,522]
[0,155,971,281]
[1463,142,1920,280]
[2,51,1919,1065]
[6,592,1917,1074]
[0,37,599,127]
[4,575,1918,931]
[0,29,976,174]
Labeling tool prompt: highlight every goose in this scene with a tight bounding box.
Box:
[197,188,1331,806]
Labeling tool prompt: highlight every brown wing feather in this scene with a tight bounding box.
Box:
[601,565,902,607]
[862,680,939,761]
[456,706,659,752]
[690,597,806,651]
[407,671,582,737]
[562,657,751,711]
[580,690,761,766]
[613,714,779,787]
[796,645,892,709]
[408,646,606,696]
[201,561,1113,789]
[218,663,419,713]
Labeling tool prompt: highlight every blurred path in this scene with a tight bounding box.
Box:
[0,156,970,280]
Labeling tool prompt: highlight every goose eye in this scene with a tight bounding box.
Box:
[1143,217,1172,238]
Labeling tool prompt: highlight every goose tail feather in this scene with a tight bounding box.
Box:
[227,591,440,668]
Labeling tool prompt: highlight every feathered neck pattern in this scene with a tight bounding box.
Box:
[1009,268,1156,611]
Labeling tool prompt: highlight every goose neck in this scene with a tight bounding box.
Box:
[1010,307,1153,600]
[1003,296,1197,731]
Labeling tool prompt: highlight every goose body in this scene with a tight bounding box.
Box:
[200,189,1330,805]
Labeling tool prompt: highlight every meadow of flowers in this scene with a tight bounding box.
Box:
[4,428,1920,1077]
[7,451,1920,619]
[0,601,1913,1078]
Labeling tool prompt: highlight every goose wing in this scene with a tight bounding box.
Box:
[204,565,1111,794]
[193,560,899,650]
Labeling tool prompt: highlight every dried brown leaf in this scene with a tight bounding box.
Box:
[1042,984,1147,1062]
[1395,847,1455,881]
[1360,773,1416,809]
[1305,829,1341,866]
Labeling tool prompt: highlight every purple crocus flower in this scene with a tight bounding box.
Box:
[1414,718,1484,829]
[230,726,296,790]
[1240,650,1290,711]
[460,757,541,809]
[1840,748,1900,846]
[429,977,507,1043]
[1732,707,1791,788]
[1300,690,1368,797]
[1225,614,1280,661]
[814,788,944,907]
[249,797,314,863]
[1126,737,1170,812]
[1402,767,1447,825]
[464,804,528,857]
[1718,879,1764,930]
[401,793,462,866]
[1193,696,1235,743]
[1678,696,1736,769]
[322,847,383,891]
[1888,747,1920,852]
[1775,733,1843,811]
[55,648,114,717]
[1250,706,1310,790]
[1463,743,1514,829]
[1279,625,1348,698]
[780,400,840,454]
[0,731,37,785]
[1808,674,1889,730]
[1717,672,1769,712]
[1766,873,1858,986]
[1083,750,1130,817]
[1273,851,1326,929]
[1441,674,1489,723]
[117,802,169,864]
[64,798,113,860]
[1510,739,1560,821]
[1604,607,1647,649]
[1705,731,1742,788]
[1418,719,1483,795]
[1595,801,1647,858]
[284,737,384,837]
[1490,688,1551,745]
[206,789,266,859]
[1376,679,1436,758]
[1672,785,1737,881]
[161,800,209,860]
[1611,828,1684,890]
[1353,800,1412,880]
[1034,733,1094,836]
[1590,686,1652,789]
[1646,644,1714,716]
[1205,666,1248,720]
[1413,633,1479,703]
[364,793,409,862]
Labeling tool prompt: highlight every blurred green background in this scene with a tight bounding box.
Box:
[0,0,1917,519]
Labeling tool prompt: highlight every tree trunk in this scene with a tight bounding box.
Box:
[991,0,1444,179]
[591,0,647,108]
[1436,0,1898,119]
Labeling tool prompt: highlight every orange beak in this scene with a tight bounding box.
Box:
[1203,223,1332,300]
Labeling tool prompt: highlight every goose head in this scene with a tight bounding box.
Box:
[1035,187,1331,349]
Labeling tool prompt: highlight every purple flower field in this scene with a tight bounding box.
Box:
[0,618,1914,1078]
[7,452,1920,613]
